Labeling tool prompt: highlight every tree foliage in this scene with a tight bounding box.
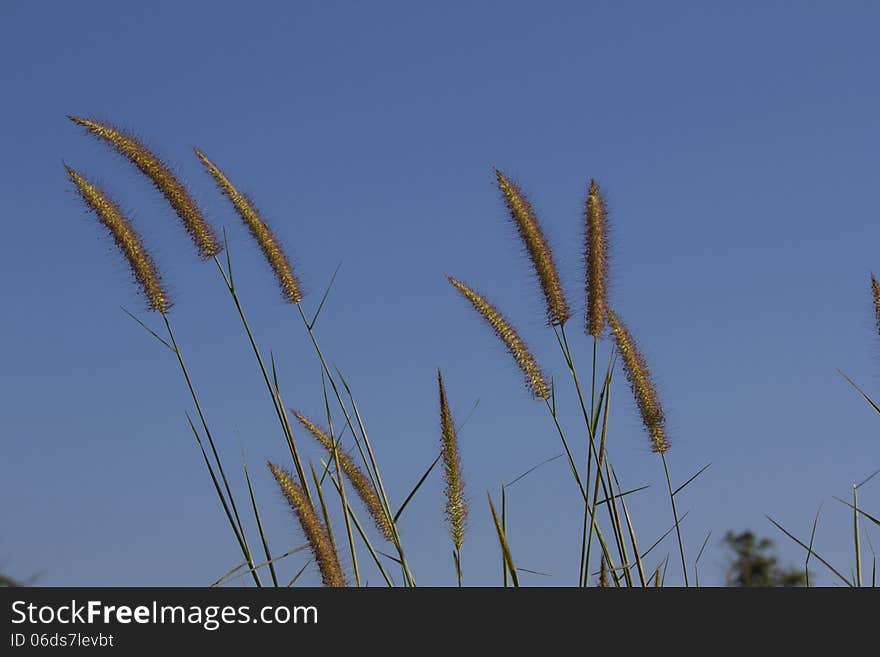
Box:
[723,530,807,587]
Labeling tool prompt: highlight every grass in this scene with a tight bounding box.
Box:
[61,117,878,588]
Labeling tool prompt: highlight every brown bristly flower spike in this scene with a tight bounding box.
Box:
[267,462,346,587]
[495,169,570,326]
[195,149,303,304]
[871,274,880,335]
[447,276,550,399]
[67,116,221,259]
[598,555,610,587]
[585,179,609,338]
[607,310,669,453]
[66,165,170,313]
[292,411,393,542]
[438,370,467,551]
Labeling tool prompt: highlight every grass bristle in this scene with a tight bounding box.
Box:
[608,309,669,453]
[585,179,609,338]
[495,169,570,326]
[438,370,467,550]
[66,165,170,313]
[268,462,346,587]
[448,275,550,399]
[293,411,393,542]
[195,149,303,304]
[68,116,221,259]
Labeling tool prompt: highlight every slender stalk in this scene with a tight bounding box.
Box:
[243,457,279,586]
[319,400,361,588]
[501,484,508,588]
[543,396,620,586]
[583,349,613,586]
[324,468,394,587]
[293,303,416,586]
[555,324,620,585]
[212,255,312,505]
[854,485,862,587]
[661,451,688,586]
[162,312,261,587]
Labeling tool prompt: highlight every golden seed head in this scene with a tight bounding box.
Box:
[585,179,609,338]
[438,370,467,551]
[293,411,393,542]
[607,310,669,453]
[195,149,303,304]
[68,116,221,259]
[268,462,346,587]
[66,165,170,313]
[871,274,880,335]
[495,169,570,326]
[448,276,550,399]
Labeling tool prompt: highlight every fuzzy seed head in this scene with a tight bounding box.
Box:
[293,411,393,542]
[66,165,170,313]
[68,116,221,259]
[438,370,467,550]
[585,179,609,338]
[448,276,550,399]
[195,149,303,304]
[495,169,570,326]
[268,462,346,587]
[872,274,880,335]
[607,310,669,453]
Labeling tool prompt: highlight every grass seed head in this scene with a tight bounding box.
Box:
[438,370,467,551]
[495,169,570,326]
[195,149,303,304]
[448,275,550,399]
[68,116,221,259]
[268,461,346,587]
[293,411,393,542]
[607,309,669,453]
[66,165,170,313]
[585,179,609,338]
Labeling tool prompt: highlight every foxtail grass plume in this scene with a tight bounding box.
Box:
[607,310,669,453]
[872,274,880,335]
[438,370,467,551]
[66,165,169,313]
[292,412,393,541]
[268,462,346,587]
[68,116,221,259]
[495,169,570,326]
[195,149,303,304]
[585,179,609,337]
[448,276,550,399]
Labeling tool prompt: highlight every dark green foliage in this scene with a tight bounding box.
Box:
[723,531,807,587]
[0,572,21,587]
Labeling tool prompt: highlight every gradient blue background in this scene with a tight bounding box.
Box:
[1,1,878,586]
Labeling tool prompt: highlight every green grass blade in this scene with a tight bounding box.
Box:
[671,462,713,497]
[767,515,853,587]
[393,453,441,523]
[488,493,519,587]
[243,455,279,587]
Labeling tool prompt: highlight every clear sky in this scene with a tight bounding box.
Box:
[1,1,878,587]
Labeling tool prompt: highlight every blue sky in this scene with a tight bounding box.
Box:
[1,1,878,587]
